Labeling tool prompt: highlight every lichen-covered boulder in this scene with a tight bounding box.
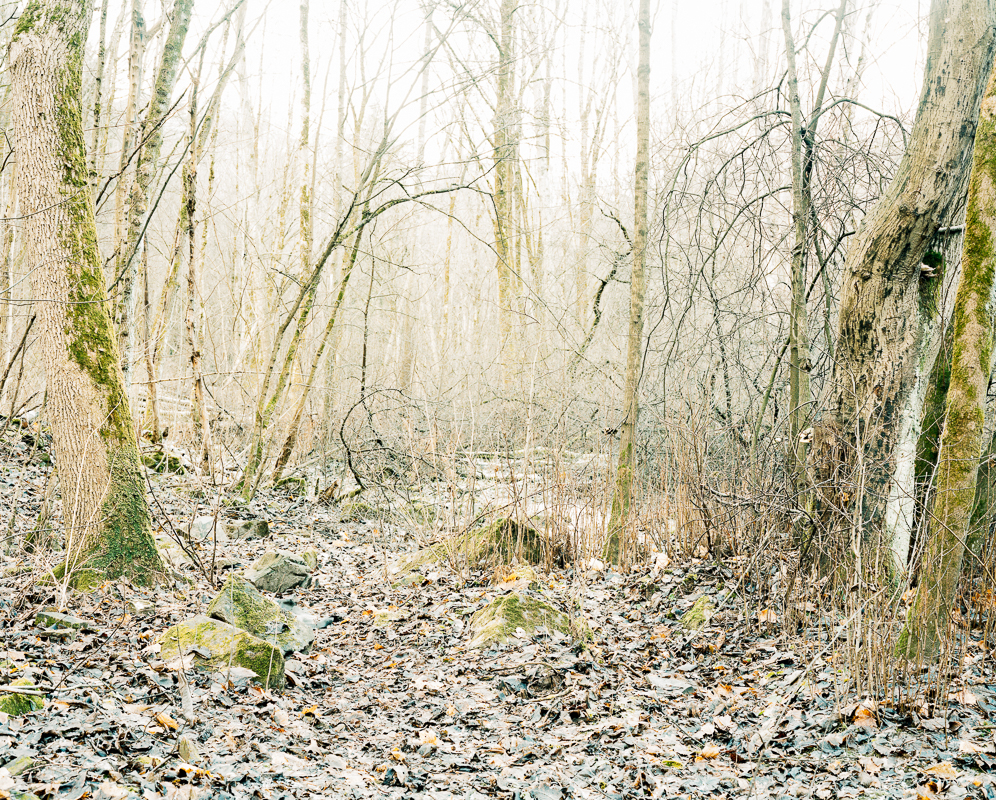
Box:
[245,551,314,594]
[34,610,93,631]
[227,519,270,540]
[0,679,45,716]
[468,593,572,649]
[158,614,284,689]
[394,518,546,578]
[207,575,314,654]
[681,596,715,631]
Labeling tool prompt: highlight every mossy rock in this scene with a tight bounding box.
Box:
[0,679,45,716]
[226,519,270,541]
[3,755,34,776]
[34,610,93,631]
[244,550,314,594]
[395,517,546,577]
[207,575,314,654]
[338,500,385,523]
[158,614,285,689]
[274,476,306,496]
[681,596,715,631]
[468,593,572,649]
[142,451,186,474]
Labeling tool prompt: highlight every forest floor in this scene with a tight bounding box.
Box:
[2,441,996,800]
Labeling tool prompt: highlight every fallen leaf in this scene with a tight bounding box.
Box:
[699,743,721,759]
[155,711,179,731]
[922,762,957,780]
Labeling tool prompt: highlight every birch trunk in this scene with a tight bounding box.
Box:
[811,0,996,580]
[898,60,996,659]
[10,0,163,587]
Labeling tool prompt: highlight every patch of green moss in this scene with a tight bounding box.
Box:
[468,593,574,649]
[395,518,547,579]
[66,449,164,588]
[0,678,45,716]
[13,2,41,37]
[275,476,306,496]
[143,451,186,474]
[159,615,284,689]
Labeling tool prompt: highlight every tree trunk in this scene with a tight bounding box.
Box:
[898,58,996,660]
[493,0,516,382]
[605,0,650,562]
[119,0,195,394]
[10,0,163,588]
[811,0,996,581]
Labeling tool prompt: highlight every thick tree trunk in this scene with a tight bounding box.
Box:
[605,0,650,562]
[10,0,163,587]
[811,0,996,581]
[898,60,996,660]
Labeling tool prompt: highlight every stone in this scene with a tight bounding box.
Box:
[159,615,284,689]
[468,593,573,649]
[126,599,155,617]
[154,533,191,569]
[394,518,545,578]
[0,679,45,716]
[681,596,715,631]
[34,610,92,631]
[207,575,314,654]
[245,551,314,594]
[3,755,34,776]
[178,733,201,764]
[227,519,270,540]
[300,548,319,571]
[190,515,225,542]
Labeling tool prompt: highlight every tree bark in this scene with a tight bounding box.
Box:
[898,59,996,660]
[493,0,516,383]
[10,0,164,587]
[811,0,996,580]
[605,0,650,562]
[118,0,195,394]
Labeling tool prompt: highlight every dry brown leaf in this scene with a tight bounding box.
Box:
[155,711,179,731]
[853,706,877,728]
[699,743,721,759]
[922,762,958,780]
[949,688,978,706]
[757,608,778,624]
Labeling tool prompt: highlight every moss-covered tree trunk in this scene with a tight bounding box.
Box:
[492,0,517,385]
[605,0,650,563]
[118,0,195,392]
[810,0,996,581]
[10,0,164,587]
[898,61,996,660]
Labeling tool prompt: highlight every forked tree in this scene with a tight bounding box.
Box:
[9,0,163,587]
[810,0,996,580]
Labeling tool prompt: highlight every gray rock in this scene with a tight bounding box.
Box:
[190,515,224,542]
[126,599,155,618]
[227,519,270,540]
[245,550,314,594]
[34,610,93,631]
[158,614,284,689]
[3,755,34,776]
[207,575,314,655]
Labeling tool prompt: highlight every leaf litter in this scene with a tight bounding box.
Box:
[1,473,996,799]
